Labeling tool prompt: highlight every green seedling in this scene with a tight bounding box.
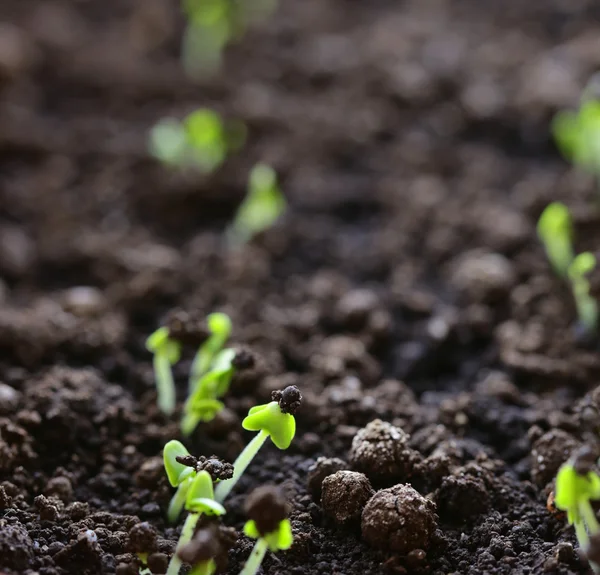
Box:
[553,98,600,188]
[555,460,600,573]
[166,470,225,575]
[240,518,293,575]
[164,440,197,523]
[146,328,182,415]
[182,348,237,435]
[150,109,236,173]
[568,252,598,335]
[189,312,232,392]
[228,164,286,246]
[182,0,278,78]
[214,387,300,502]
[536,202,574,278]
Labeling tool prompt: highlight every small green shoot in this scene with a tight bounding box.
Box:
[164,440,197,523]
[228,164,286,246]
[536,202,574,278]
[553,99,600,187]
[555,460,600,573]
[240,519,293,575]
[182,348,237,436]
[568,252,598,335]
[146,328,182,415]
[150,109,240,173]
[189,312,232,392]
[182,0,278,78]
[214,386,301,503]
[166,470,225,575]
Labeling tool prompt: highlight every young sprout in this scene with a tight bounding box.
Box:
[166,470,226,575]
[189,312,232,393]
[569,252,598,335]
[214,386,302,503]
[182,348,236,435]
[239,486,293,575]
[164,440,197,523]
[536,202,574,278]
[555,449,600,573]
[146,328,182,415]
[553,98,600,189]
[228,164,287,246]
[149,109,234,174]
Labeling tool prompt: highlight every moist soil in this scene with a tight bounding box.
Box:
[1,1,600,574]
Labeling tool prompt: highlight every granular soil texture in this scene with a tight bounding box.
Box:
[1,0,600,574]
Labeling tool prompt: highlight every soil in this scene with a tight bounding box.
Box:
[1,0,600,574]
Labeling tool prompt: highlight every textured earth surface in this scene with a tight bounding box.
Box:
[2,0,600,574]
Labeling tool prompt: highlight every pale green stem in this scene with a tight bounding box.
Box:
[548,239,573,279]
[239,538,268,575]
[574,289,598,335]
[190,561,215,575]
[581,500,600,535]
[167,480,191,524]
[214,430,269,503]
[155,354,176,415]
[166,512,200,575]
[189,350,205,394]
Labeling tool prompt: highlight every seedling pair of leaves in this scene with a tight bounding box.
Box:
[555,461,600,573]
[149,109,246,173]
[537,203,598,335]
[164,441,226,575]
[146,312,232,418]
[240,518,293,575]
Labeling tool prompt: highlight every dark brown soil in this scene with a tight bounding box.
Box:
[2,0,600,574]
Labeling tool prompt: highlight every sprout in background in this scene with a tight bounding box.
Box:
[150,109,245,173]
[146,327,182,415]
[568,252,598,335]
[536,202,574,278]
[228,163,287,245]
[182,0,278,78]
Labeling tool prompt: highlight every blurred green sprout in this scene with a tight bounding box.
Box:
[146,327,181,415]
[537,202,574,278]
[568,252,597,335]
[228,164,286,245]
[182,0,277,78]
[553,98,600,185]
[555,460,600,573]
[149,109,245,173]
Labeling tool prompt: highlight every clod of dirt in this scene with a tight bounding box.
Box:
[530,429,580,488]
[45,475,73,502]
[175,454,234,482]
[361,483,438,555]
[350,419,421,486]
[232,348,256,370]
[321,470,374,528]
[335,288,380,329]
[448,249,516,302]
[53,529,103,574]
[244,485,290,535]
[0,382,20,414]
[164,308,210,347]
[0,224,36,278]
[34,494,60,521]
[434,471,490,522]
[272,385,303,415]
[307,456,348,500]
[127,522,158,554]
[147,552,169,574]
[61,286,107,317]
[0,519,34,570]
[178,524,237,572]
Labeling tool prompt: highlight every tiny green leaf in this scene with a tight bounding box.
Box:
[184,109,227,173]
[146,328,181,364]
[243,520,260,539]
[229,164,286,245]
[569,251,596,281]
[243,519,293,552]
[536,202,574,278]
[163,440,193,487]
[242,401,296,449]
[149,119,188,166]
